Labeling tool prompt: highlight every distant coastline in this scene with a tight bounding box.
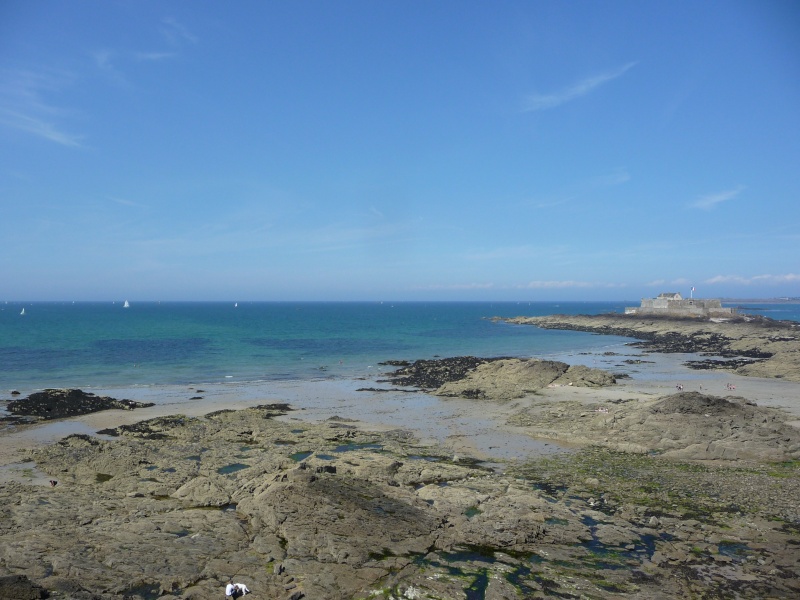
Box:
[722,297,800,303]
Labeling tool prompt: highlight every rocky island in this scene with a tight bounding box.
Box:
[503,312,800,381]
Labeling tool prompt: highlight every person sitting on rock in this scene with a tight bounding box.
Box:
[225,580,250,598]
[225,580,240,599]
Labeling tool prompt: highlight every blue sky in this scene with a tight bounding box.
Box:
[1,1,798,301]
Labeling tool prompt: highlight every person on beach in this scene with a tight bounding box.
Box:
[225,580,249,598]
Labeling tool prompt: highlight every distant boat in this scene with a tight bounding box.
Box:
[20,308,25,316]
[123,300,130,308]
[234,302,238,308]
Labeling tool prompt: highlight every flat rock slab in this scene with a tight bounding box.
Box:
[2,405,799,599]
[510,391,800,461]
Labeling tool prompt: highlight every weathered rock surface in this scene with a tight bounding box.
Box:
[383,356,508,389]
[509,391,800,461]
[503,313,800,381]
[0,574,47,599]
[2,404,799,599]
[385,356,615,400]
[7,389,155,421]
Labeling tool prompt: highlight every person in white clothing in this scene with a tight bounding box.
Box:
[225,580,250,598]
[225,581,237,599]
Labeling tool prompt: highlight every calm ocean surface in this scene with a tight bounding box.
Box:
[2,301,797,392]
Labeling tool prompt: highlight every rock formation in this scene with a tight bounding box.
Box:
[384,356,615,400]
[509,391,800,461]
[2,402,798,598]
[7,389,154,422]
[503,313,800,381]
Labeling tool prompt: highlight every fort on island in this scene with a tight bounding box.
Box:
[625,292,738,318]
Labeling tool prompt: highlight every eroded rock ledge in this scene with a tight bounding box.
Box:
[502,313,800,381]
[381,356,615,400]
[0,398,800,600]
[509,390,800,462]
[2,404,799,599]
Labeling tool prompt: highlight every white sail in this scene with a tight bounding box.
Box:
[20,308,25,316]
[123,300,130,308]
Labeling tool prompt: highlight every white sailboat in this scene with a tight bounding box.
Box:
[234,302,238,308]
[123,300,130,308]
[20,308,25,316]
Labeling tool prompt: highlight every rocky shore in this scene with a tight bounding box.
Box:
[1,398,798,599]
[502,313,800,381]
[2,313,800,599]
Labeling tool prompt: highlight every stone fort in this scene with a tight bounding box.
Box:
[625,292,738,318]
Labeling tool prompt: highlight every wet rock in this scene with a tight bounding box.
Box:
[7,389,154,421]
[0,574,47,599]
[504,313,800,381]
[4,406,800,599]
[385,356,615,400]
[385,356,508,389]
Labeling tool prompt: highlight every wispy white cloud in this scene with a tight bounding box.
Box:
[93,50,131,87]
[92,20,194,87]
[520,280,591,289]
[414,283,495,290]
[0,108,83,146]
[591,168,631,187]
[135,52,178,62]
[0,69,83,146]
[524,167,630,209]
[531,197,571,209]
[646,278,690,287]
[465,244,569,261]
[690,185,745,210]
[523,62,638,112]
[108,196,148,209]
[161,17,198,46]
[124,212,418,261]
[705,273,800,285]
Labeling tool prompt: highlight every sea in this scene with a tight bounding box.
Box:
[3,300,797,393]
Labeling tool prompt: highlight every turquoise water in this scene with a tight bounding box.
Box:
[1,301,796,391]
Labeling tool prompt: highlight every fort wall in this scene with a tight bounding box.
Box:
[625,294,737,317]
